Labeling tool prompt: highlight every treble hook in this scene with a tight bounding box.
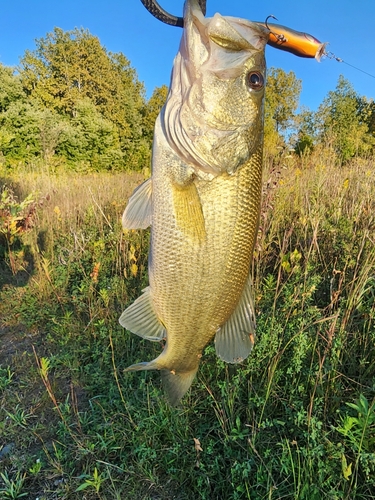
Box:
[265,15,288,43]
[265,14,277,31]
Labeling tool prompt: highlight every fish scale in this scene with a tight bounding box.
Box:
[120,0,268,405]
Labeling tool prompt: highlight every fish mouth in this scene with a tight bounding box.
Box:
[140,1,269,41]
[158,1,267,178]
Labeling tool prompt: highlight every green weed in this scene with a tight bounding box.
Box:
[5,404,34,429]
[0,366,14,390]
[0,471,27,499]
[76,466,106,494]
[0,154,374,498]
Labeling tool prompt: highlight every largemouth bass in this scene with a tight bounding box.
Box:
[120,0,268,405]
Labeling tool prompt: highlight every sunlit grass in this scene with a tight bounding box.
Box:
[0,150,374,499]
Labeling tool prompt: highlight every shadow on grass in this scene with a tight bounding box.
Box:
[0,243,35,290]
[0,176,37,291]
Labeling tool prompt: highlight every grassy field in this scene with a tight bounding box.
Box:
[0,148,374,499]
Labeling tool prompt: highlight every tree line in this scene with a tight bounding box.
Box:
[0,27,374,171]
[0,27,167,172]
[265,69,375,162]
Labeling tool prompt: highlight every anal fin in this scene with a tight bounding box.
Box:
[214,275,256,363]
[119,287,166,341]
[122,178,152,229]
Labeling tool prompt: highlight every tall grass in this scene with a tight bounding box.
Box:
[0,150,374,499]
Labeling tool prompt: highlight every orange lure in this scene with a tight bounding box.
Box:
[140,2,327,61]
[262,21,327,61]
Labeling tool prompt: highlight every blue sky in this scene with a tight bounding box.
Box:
[1,0,374,111]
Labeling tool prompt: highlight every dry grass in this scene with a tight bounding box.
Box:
[0,149,374,499]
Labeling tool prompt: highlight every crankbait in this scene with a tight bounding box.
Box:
[264,16,327,61]
[140,1,327,60]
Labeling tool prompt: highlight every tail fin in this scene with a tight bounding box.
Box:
[161,367,198,406]
[124,360,158,372]
[124,359,198,406]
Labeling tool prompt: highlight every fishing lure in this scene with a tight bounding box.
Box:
[140,0,327,60]
[264,16,327,61]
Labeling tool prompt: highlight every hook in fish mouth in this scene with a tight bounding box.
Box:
[138,1,327,61]
[139,0,206,27]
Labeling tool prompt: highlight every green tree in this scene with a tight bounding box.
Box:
[0,101,45,163]
[316,75,374,161]
[294,108,316,156]
[0,63,67,166]
[142,85,168,144]
[19,27,148,169]
[0,64,25,112]
[264,68,302,155]
[56,98,123,170]
[357,96,375,138]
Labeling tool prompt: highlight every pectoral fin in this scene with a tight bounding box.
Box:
[119,287,166,341]
[122,178,152,229]
[173,181,206,243]
[215,275,256,363]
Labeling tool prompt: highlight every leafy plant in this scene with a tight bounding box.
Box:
[0,155,374,499]
[0,471,27,499]
[0,187,35,246]
[0,366,14,390]
[76,467,106,494]
[5,404,34,429]
[336,394,375,453]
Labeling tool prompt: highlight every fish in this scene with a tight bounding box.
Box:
[120,0,268,405]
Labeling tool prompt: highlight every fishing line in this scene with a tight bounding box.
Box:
[337,60,375,80]
[142,1,375,80]
[323,50,375,79]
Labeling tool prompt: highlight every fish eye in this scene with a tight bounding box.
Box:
[246,71,264,91]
